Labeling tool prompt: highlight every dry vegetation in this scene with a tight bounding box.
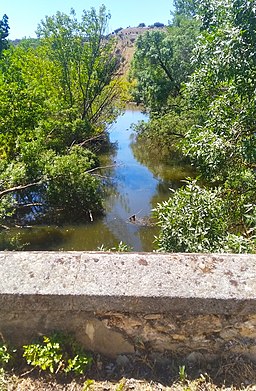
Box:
[1,353,256,390]
[2,374,256,391]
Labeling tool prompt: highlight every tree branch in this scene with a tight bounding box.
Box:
[0,181,42,198]
[17,202,43,208]
[85,164,118,174]
[76,132,106,147]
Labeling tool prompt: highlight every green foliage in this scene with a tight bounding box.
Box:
[0,143,103,223]
[36,6,122,132]
[0,6,122,159]
[65,354,92,375]
[133,97,196,150]
[0,345,12,368]
[153,0,256,253]
[83,379,95,390]
[15,37,40,49]
[113,241,132,252]
[23,336,62,373]
[154,180,255,253]
[0,196,16,222]
[23,333,92,375]
[115,379,126,391]
[179,365,187,382]
[183,0,256,181]
[0,6,123,229]
[0,45,58,159]
[173,0,197,16]
[130,16,199,113]
[130,30,177,112]
[0,231,27,251]
[43,146,103,221]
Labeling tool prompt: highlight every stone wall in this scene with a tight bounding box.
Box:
[0,251,256,361]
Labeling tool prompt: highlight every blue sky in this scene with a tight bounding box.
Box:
[1,0,174,40]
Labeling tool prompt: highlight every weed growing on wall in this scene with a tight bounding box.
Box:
[23,332,92,375]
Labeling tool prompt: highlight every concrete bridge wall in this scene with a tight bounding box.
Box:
[0,251,256,361]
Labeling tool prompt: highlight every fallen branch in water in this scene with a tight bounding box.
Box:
[0,181,42,198]
[91,173,113,179]
[17,202,43,209]
[71,132,106,148]
[85,163,119,174]
[0,224,10,230]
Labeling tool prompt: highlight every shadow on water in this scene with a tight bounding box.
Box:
[2,110,194,251]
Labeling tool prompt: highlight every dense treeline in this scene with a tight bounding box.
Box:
[131,0,256,253]
[0,7,123,226]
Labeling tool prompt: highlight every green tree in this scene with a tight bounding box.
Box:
[131,30,177,112]
[0,6,122,227]
[155,0,256,253]
[183,0,256,181]
[130,16,199,113]
[0,45,57,158]
[37,6,122,134]
[0,14,9,55]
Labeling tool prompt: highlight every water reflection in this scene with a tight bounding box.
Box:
[130,134,194,184]
[2,110,194,251]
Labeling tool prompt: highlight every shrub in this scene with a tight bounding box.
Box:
[23,332,92,375]
[154,180,254,253]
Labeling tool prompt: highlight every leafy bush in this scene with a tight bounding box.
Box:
[23,332,92,375]
[154,180,255,253]
[23,336,62,373]
[0,143,103,225]
[43,146,103,222]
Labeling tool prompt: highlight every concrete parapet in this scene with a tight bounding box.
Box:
[0,252,256,360]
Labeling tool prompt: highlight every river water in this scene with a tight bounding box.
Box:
[2,110,193,251]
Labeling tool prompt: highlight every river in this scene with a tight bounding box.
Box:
[1,109,193,251]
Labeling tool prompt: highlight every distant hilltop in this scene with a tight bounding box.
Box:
[10,23,166,47]
[113,23,166,77]
[111,22,166,38]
